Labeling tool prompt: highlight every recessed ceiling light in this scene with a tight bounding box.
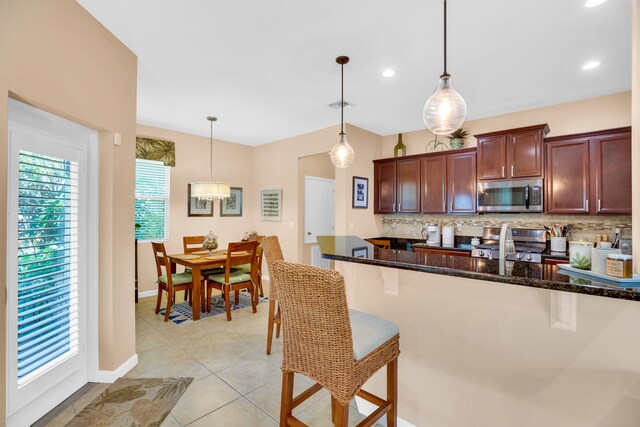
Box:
[585,0,607,7]
[582,61,601,70]
[382,69,396,77]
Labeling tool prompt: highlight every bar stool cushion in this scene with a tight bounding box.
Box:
[158,272,193,285]
[349,309,400,361]
[208,269,252,285]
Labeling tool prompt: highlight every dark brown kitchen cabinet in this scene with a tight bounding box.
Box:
[373,158,421,214]
[545,127,631,215]
[396,158,421,213]
[447,150,477,213]
[545,138,590,214]
[593,131,632,213]
[476,124,549,181]
[374,161,396,213]
[421,155,447,213]
[477,134,507,180]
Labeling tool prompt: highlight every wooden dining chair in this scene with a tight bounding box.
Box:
[205,240,259,321]
[182,235,223,301]
[365,238,391,249]
[235,235,266,297]
[261,235,283,355]
[151,242,195,321]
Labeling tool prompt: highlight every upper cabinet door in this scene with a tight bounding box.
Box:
[545,139,590,214]
[593,131,632,214]
[477,135,507,181]
[396,158,421,213]
[508,129,543,178]
[374,161,397,214]
[448,151,477,213]
[421,155,447,213]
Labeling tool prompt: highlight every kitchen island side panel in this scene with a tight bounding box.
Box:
[337,261,640,427]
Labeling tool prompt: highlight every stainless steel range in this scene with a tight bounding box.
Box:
[471,226,546,263]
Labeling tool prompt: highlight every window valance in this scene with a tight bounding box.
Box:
[135,137,176,167]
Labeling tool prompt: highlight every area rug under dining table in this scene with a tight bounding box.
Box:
[159,291,268,325]
[66,377,193,427]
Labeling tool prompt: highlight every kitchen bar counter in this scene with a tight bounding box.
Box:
[318,235,640,302]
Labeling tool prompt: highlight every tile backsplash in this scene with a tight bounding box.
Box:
[382,213,632,242]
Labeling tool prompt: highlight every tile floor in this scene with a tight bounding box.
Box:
[45,289,376,426]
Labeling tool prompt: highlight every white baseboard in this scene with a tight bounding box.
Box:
[91,353,138,383]
[355,395,415,427]
[138,289,158,298]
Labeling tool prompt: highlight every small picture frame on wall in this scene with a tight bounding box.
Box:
[220,187,243,217]
[352,246,369,258]
[352,176,368,209]
[187,184,213,217]
[260,188,282,221]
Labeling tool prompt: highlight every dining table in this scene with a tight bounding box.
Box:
[167,249,238,321]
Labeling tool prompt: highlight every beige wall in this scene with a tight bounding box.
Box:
[340,262,640,426]
[382,91,631,157]
[253,124,382,273]
[0,0,138,419]
[297,153,335,264]
[633,0,640,273]
[136,125,255,293]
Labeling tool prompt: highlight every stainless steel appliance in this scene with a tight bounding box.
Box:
[477,179,543,213]
[471,226,546,263]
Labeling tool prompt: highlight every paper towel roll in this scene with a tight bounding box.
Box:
[442,225,455,246]
[591,248,621,274]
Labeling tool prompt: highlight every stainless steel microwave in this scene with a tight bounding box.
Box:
[477,179,543,212]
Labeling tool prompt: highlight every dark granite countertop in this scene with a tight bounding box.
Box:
[319,236,640,302]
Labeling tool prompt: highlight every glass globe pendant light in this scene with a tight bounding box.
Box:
[330,56,355,168]
[190,116,230,201]
[423,0,467,135]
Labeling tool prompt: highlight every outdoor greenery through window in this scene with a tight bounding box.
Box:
[135,159,170,241]
[17,150,79,385]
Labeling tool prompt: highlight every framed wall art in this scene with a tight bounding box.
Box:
[187,183,213,217]
[352,176,368,209]
[260,188,282,221]
[220,187,243,217]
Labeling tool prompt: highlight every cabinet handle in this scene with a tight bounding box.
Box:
[598,199,601,212]
[398,203,401,211]
[450,201,453,212]
[501,166,505,177]
[511,165,514,177]
[586,199,589,212]
[442,200,445,211]
[393,203,396,212]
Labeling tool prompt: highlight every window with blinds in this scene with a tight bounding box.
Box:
[135,159,170,241]
[17,150,79,386]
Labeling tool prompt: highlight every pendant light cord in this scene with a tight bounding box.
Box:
[209,119,213,182]
[340,61,345,135]
[443,0,448,76]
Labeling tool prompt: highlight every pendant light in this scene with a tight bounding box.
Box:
[423,0,467,135]
[190,116,230,201]
[330,56,355,168]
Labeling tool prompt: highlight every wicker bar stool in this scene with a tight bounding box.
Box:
[271,260,400,427]
[261,236,283,355]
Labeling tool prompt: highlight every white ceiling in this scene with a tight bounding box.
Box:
[76,0,631,146]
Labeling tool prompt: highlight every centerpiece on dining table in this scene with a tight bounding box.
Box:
[203,230,218,255]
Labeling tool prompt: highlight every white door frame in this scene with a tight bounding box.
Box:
[6,99,99,426]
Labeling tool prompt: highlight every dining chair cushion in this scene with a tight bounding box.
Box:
[235,263,251,274]
[158,272,193,286]
[349,309,400,361]
[184,267,223,276]
[208,269,252,285]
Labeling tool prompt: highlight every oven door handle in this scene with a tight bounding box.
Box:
[525,184,530,209]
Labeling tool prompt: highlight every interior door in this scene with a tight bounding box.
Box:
[304,176,335,244]
[7,100,98,426]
